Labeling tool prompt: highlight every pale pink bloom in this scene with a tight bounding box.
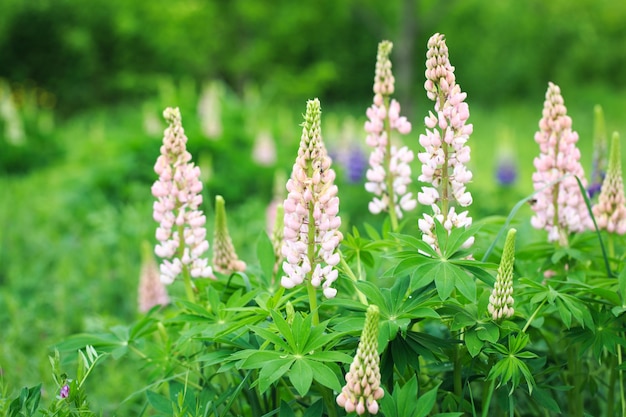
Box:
[364,41,415,220]
[138,241,170,313]
[281,99,342,298]
[197,80,223,139]
[417,33,474,253]
[252,130,277,166]
[531,82,593,244]
[592,132,626,234]
[152,107,214,284]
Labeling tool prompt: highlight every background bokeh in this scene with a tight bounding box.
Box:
[1,0,626,414]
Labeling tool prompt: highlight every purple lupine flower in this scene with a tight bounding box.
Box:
[592,132,626,234]
[364,41,416,222]
[152,107,214,284]
[496,154,518,186]
[417,33,474,253]
[588,105,607,199]
[281,98,343,299]
[336,304,384,415]
[530,83,593,244]
[59,384,69,399]
[346,144,368,183]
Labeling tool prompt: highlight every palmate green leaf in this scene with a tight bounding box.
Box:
[308,350,353,363]
[476,321,499,343]
[308,361,342,392]
[258,358,295,394]
[289,358,314,396]
[465,329,482,357]
[433,261,475,301]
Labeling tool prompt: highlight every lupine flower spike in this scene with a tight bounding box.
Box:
[364,40,415,230]
[281,98,343,301]
[337,304,384,415]
[213,195,247,274]
[588,105,608,199]
[138,240,170,313]
[530,82,593,245]
[488,228,516,320]
[592,132,626,234]
[152,107,214,291]
[417,33,474,253]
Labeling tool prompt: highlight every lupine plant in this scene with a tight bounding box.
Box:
[10,32,626,417]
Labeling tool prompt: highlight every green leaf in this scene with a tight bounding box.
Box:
[289,359,313,396]
[279,400,297,417]
[465,329,482,357]
[302,399,324,417]
[476,322,499,343]
[309,361,342,392]
[257,232,276,284]
[434,262,456,300]
[453,266,476,301]
[147,390,173,415]
[258,358,294,393]
[414,382,442,417]
[619,267,626,304]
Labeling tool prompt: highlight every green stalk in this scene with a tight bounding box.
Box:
[175,224,196,303]
[306,159,319,325]
[566,347,583,417]
[619,342,626,416]
[453,330,463,402]
[339,255,367,305]
[522,299,546,333]
[382,95,399,232]
[607,355,616,417]
[481,377,496,417]
[438,89,450,223]
[318,383,339,417]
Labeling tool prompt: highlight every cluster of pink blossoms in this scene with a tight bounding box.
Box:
[417,33,474,251]
[152,107,214,284]
[364,40,416,220]
[281,99,342,299]
[592,132,626,234]
[531,82,593,244]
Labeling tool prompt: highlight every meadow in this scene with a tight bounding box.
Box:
[2,1,626,416]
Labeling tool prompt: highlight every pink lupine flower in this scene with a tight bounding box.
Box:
[364,41,415,227]
[138,241,170,313]
[213,195,247,274]
[152,107,214,284]
[337,305,384,415]
[417,33,474,252]
[281,98,342,299]
[197,80,223,139]
[530,82,593,244]
[592,132,626,234]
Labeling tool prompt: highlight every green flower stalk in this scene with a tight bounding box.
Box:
[212,195,246,274]
[592,132,626,234]
[337,305,384,415]
[488,228,516,320]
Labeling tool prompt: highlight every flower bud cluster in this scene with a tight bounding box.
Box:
[530,82,593,244]
[152,107,214,284]
[364,41,416,219]
[488,229,516,320]
[337,305,384,415]
[417,33,474,252]
[281,99,342,299]
[213,195,247,274]
[592,132,626,234]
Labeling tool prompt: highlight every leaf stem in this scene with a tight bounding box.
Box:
[522,299,546,333]
[339,255,367,305]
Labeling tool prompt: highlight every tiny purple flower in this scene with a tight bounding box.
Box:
[60,384,70,399]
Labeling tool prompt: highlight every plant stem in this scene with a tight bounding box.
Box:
[618,341,626,416]
[481,377,496,417]
[607,355,616,417]
[453,330,463,403]
[307,280,319,326]
[318,383,339,417]
[566,347,583,417]
[339,255,367,305]
[382,95,399,232]
[522,299,546,333]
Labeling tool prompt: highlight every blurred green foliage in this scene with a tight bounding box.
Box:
[2,0,626,113]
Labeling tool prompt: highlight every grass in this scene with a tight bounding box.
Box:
[1,83,626,414]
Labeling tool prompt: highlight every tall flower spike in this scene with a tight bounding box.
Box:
[530,82,593,245]
[364,40,416,229]
[592,132,626,234]
[417,33,474,253]
[152,107,214,284]
[281,98,343,299]
[138,240,170,313]
[488,229,516,320]
[337,304,384,415]
[588,105,608,198]
[213,195,247,274]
